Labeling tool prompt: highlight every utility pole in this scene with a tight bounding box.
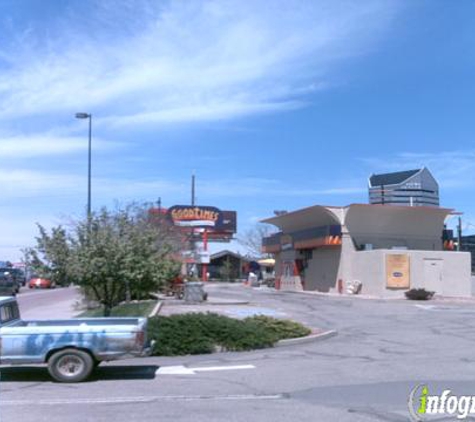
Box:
[75,112,93,219]
[190,173,196,278]
[191,173,196,206]
[458,216,462,251]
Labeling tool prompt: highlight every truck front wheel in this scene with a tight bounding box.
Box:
[48,349,94,383]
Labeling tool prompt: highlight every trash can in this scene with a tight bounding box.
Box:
[184,281,206,303]
[248,272,259,287]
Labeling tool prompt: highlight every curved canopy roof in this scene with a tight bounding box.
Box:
[262,203,455,239]
[344,204,453,238]
[261,205,342,232]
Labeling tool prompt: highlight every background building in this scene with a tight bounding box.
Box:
[262,203,471,297]
[461,235,475,273]
[368,168,439,207]
[204,250,251,281]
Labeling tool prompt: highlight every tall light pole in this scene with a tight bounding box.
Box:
[75,112,92,218]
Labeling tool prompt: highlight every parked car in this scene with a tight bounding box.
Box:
[0,296,154,382]
[9,268,26,287]
[28,277,55,289]
[0,272,16,296]
[0,268,19,294]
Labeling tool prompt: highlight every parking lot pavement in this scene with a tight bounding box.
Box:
[6,282,475,422]
[17,286,82,319]
[159,299,289,320]
[158,284,307,321]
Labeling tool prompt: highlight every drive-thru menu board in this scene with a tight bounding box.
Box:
[386,254,410,289]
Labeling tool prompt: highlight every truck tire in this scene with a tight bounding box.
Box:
[48,349,94,383]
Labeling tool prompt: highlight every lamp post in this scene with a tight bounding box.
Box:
[75,112,92,218]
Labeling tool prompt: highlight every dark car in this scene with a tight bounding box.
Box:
[0,271,16,296]
[9,268,27,287]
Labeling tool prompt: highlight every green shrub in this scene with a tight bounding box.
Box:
[148,314,215,355]
[244,315,311,341]
[405,288,435,300]
[148,312,311,356]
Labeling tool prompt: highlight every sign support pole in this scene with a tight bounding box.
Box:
[202,229,208,282]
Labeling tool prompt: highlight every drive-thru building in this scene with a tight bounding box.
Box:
[262,204,471,297]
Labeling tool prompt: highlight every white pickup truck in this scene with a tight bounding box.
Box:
[0,296,153,382]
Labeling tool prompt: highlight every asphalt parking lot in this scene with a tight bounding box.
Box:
[3,283,475,422]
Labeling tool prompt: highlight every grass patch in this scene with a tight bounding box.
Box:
[77,300,157,317]
[148,312,311,356]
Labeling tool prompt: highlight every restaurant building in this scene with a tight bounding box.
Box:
[262,204,471,297]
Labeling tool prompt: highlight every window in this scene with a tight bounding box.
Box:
[0,302,19,324]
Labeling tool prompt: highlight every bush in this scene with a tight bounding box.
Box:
[405,288,435,300]
[244,315,311,341]
[148,312,311,356]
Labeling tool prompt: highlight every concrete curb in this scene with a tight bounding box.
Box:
[282,289,405,301]
[159,300,250,306]
[149,301,163,317]
[275,329,338,348]
[150,291,250,306]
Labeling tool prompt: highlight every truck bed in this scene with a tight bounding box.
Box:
[20,318,144,327]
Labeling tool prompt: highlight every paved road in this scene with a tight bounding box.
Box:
[16,286,81,319]
[2,283,475,421]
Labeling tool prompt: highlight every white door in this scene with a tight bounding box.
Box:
[423,259,443,293]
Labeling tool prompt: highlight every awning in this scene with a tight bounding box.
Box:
[258,258,275,267]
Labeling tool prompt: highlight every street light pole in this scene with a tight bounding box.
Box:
[75,112,92,218]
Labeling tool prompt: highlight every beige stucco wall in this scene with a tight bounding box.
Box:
[349,250,471,298]
[304,248,341,292]
[274,247,471,297]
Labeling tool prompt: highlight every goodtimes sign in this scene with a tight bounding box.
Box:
[168,205,223,228]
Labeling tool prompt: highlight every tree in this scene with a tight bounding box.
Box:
[237,224,277,258]
[23,225,71,286]
[219,256,235,281]
[27,203,181,316]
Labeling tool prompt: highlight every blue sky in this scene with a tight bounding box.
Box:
[1,0,475,260]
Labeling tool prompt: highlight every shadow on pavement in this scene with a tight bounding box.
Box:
[0,365,159,383]
[92,365,159,381]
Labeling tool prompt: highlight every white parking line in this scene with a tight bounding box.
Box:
[414,304,437,310]
[156,364,255,375]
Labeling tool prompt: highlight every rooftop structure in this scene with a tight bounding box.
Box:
[368,167,439,207]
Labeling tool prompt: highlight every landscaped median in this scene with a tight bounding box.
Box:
[77,300,334,356]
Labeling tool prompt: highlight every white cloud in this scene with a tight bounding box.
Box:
[0,169,363,202]
[174,177,365,198]
[101,101,303,127]
[0,132,120,158]
[0,0,399,126]
[0,169,81,197]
